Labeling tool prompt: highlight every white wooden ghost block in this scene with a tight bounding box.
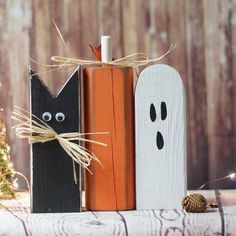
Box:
[135,64,187,209]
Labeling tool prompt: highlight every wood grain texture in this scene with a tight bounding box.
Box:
[30,69,81,213]
[84,66,135,211]
[185,0,209,189]
[0,0,31,189]
[98,0,123,59]
[203,0,236,189]
[0,190,235,235]
[135,64,187,209]
[0,0,236,190]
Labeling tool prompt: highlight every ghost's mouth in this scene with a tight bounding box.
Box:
[156,131,164,150]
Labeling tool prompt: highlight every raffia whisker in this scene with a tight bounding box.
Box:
[11,106,108,183]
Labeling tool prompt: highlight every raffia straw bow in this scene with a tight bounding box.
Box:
[31,44,176,75]
[30,20,176,75]
[11,106,108,183]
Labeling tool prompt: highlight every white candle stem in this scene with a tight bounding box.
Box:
[101,36,112,63]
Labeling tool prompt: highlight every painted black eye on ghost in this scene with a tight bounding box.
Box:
[149,102,167,150]
[150,103,156,122]
[42,112,52,122]
[161,102,167,120]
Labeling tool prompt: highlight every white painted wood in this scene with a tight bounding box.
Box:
[0,190,235,235]
[101,36,112,62]
[0,212,25,236]
[217,190,236,234]
[135,64,187,210]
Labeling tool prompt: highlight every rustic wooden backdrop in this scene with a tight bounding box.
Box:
[0,0,236,189]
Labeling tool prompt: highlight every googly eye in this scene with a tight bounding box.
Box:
[55,112,65,122]
[42,112,52,122]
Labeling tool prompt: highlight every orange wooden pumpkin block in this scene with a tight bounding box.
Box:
[83,66,135,211]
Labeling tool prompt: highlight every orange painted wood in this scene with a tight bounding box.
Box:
[83,66,135,211]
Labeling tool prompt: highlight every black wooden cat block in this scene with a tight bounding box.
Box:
[29,68,81,213]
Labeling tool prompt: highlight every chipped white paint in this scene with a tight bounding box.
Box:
[10,3,23,19]
[135,64,187,210]
[1,190,235,235]
[219,55,227,65]
[231,14,236,25]
[160,31,167,42]
[148,26,156,35]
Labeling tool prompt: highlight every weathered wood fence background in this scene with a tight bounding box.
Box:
[0,0,236,189]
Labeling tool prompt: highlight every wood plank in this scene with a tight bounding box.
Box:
[122,207,221,235]
[98,0,123,58]
[185,0,209,189]
[31,0,53,87]
[151,0,196,190]
[150,0,169,62]
[31,0,77,96]
[121,0,138,55]
[217,190,236,235]
[184,190,222,235]
[0,212,26,236]
[203,0,235,188]
[151,0,187,75]
[135,64,187,209]
[135,0,150,53]
[60,0,81,57]
[84,66,135,211]
[231,0,236,186]
[206,137,235,189]
[161,0,192,191]
[0,0,32,189]
[0,192,30,235]
[49,0,81,94]
[1,0,236,193]
[30,69,81,213]
[79,0,99,58]
[1,190,233,236]
[49,1,68,94]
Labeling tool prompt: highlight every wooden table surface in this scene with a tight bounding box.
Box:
[0,190,235,236]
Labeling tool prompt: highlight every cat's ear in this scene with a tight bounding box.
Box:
[57,68,80,98]
[29,67,54,98]
[29,67,36,79]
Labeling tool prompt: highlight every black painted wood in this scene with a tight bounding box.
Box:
[150,103,156,122]
[29,68,81,213]
[156,131,164,150]
[161,102,167,120]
